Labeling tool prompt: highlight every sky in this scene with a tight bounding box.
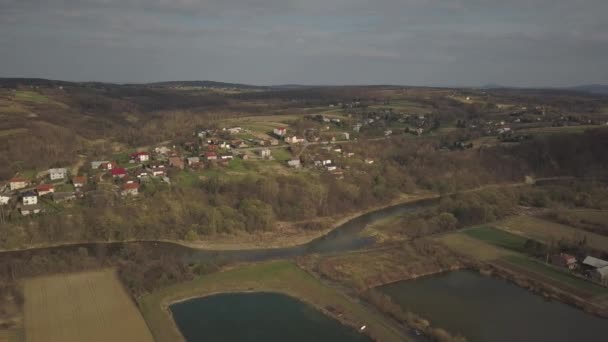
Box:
[1,0,607,87]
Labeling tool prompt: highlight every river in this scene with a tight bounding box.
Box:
[379,270,608,342]
[170,292,371,342]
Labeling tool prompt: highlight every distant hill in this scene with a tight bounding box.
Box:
[568,85,608,95]
[144,80,267,90]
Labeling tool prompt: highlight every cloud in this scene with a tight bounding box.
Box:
[0,0,606,85]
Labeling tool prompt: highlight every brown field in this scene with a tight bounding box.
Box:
[23,269,153,342]
[495,216,608,252]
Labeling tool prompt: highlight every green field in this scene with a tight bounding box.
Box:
[13,91,50,104]
[139,261,408,342]
[271,148,293,161]
[463,226,530,253]
[497,216,608,252]
[501,256,608,298]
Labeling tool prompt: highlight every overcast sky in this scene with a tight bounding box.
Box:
[1,0,607,86]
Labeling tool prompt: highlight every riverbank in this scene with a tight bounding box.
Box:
[138,261,411,342]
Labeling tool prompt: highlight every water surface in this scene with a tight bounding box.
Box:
[170,292,371,342]
[380,270,608,342]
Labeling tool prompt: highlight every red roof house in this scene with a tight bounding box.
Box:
[36,184,55,196]
[206,152,218,160]
[110,167,127,178]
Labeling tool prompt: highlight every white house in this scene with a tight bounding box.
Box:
[131,152,150,163]
[259,149,272,158]
[154,146,171,155]
[187,157,200,165]
[49,168,67,180]
[91,160,109,169]
[21,192,38,205]
[0,194,10,206]
[285,136,305,144]
[9,178,28,191]
[226,127,242,134]
[287,160,301,168]
[273,127,287,137]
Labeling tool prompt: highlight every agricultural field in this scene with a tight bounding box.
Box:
[543,209,608,235]
[23,269,154,342]
[463,226,529,253]
[495,216,608,252]
[139,260,408,342]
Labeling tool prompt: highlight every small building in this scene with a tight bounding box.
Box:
[285,136,305,144]
[273,127,287,137]
[583,256,608,269]
[155,146,172,155]
[269,139,279,146]
[21,191,38,205]
[593,267,608,286]
[72,176,87,188]
[134,169,149,180]
[9,178,28,191]
[19,204,42,216]
[206,152,218,161]
[287,159,301,168]
[0,193,10,206]
[49,168,68,180]
[187,157,200,166]
[364,159,374,164]
[36,184,55,196]
[226,127,242,134]
[121,183,139,196]
[221,153,234,160]
[53,192,76,203]
[147,164,166,177]
[131,152,150,163]
[100,162,117,171]
[110,168,127,178]
[259,149,272,158]
[91,161,110,169]
[326,165,337,171]
[551,253,577,270]
[169,157,185,170]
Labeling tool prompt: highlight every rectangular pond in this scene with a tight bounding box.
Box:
[379,270,608,342]
[170,292,372,342]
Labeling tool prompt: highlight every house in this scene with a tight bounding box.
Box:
[53,192,76,203]
[147,164,166,177]
[49,168,67,180]
[269,139,279,146]
[221,153,234,160]
[21,191,38,205]
[72,176,86,188]
[206,152,218,161]
[0,193,10,206]
[343,132,350,140]
[384,130,393,136]
[36,184,55,196]
[273,127,287,137]
[121,183,139,196]
[155,146,172,155]
[287,160,301,168]
[169,157,185,170]
[9,178,28,191]
[326,165,337,171]
[133,169,148,180]
[582,256,608,269]
[187,157,200,166]
[551,253,577,270]
[110,168,127,178]
[19,204,42,216]
[91,161,109,169]
[364,159,374,164]
[100,162,117,171]
[285,136,305,144]
[226,127,242,134]
[593,267,608,286]
[131,152,150,163]
[259,149,272,158]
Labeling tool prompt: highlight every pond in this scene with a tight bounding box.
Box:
[379,270,608,342]
[170,292,372,342]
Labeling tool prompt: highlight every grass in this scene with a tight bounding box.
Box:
[501,256,608,298]
[23,269,154,342]
[435,232,514,261]
[174,170,203,187]
[496,216,608,252]
[13,91,50,104]
[463,226,530,253]
[139,261,408,342]
[519,125,599,135]
[0,128,28,138]
[271,148,293,161]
